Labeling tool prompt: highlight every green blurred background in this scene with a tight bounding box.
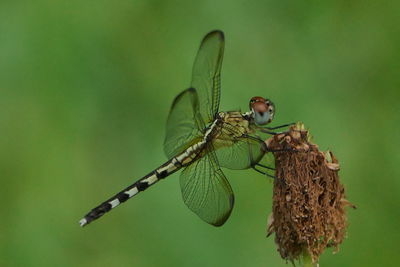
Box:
[1,1,399,266]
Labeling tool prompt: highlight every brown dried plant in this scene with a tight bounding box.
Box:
[266,123,355,265]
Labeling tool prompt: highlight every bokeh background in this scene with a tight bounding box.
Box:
[1,1,399,266]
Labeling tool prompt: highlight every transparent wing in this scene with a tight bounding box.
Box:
[191,30,225,123]
[180,147,234,226]
[213,134,266,170]
[212,131,267,170]
[164,88,205,159]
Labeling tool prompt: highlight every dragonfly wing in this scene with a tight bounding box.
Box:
[191,30,224,123]
[164,88,205,159]
[214,134,267,170]
[180,146,234,226]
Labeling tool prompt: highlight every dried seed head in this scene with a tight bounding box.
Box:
[266,123,354,264]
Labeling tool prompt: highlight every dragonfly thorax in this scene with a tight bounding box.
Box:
[220,111,252,135]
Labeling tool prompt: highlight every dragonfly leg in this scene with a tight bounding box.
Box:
[262,143,296,153]
[261,129,279,135]
[252,166,276,180]
[266,173,278,180]
[264,122,295,130]
[252,165,287,185]
[256,162,275,171]
[260,129,293,135]
[252,166,273,178]
[252,165,267,175]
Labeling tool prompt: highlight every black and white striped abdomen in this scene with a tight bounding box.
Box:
[79,140,206,227]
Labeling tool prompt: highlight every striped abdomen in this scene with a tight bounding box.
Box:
[79,140,206,227]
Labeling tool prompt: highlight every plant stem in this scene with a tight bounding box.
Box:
[302,250,316,267]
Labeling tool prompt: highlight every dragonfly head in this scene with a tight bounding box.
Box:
[249,96,275,125]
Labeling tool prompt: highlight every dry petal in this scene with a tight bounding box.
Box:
[326,163,340,171]
[267,213,274,237]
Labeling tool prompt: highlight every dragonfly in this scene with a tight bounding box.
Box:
[79,30,291,227]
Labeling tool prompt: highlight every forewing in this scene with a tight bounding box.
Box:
[180,147,234,226]
[191,30,225,123]
[214,134,266,170]
[164,88,205,159]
